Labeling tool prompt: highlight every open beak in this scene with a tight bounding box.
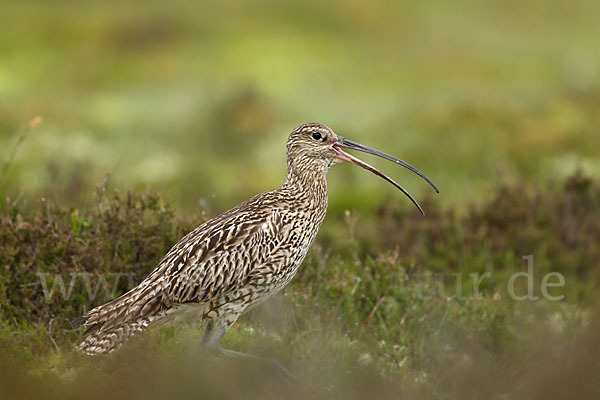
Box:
[333,137,439,215]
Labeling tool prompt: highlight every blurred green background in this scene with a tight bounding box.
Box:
[2,0,598,213]
[2,2,600,398]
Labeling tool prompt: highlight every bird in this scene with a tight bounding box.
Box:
[71,122,438,382]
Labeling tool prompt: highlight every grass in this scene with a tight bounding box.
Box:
[1,173,599,399]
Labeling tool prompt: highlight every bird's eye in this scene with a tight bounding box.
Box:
[312,132,322,141]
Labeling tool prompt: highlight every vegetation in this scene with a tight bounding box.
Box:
[1,0,599,398]
[1,173,599,398]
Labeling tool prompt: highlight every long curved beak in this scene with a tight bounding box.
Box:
[333,136,439,215]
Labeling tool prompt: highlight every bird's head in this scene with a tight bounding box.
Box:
[286,122,439,215]
[286,123,340,170]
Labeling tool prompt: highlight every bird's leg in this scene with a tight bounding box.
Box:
[199,319,301,386]
[200,320,215,346]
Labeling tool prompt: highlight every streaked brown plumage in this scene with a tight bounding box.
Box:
[72,122,437,380]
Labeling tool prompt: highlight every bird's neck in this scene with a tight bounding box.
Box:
[282,163,329,210]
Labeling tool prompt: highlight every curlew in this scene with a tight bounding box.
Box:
[72,122,438,381]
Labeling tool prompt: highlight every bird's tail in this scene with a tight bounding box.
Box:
[71,276,168,355]
[76,317,152,355]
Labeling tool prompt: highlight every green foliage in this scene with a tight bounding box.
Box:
[1,174,599,398]
[0,188,201,326]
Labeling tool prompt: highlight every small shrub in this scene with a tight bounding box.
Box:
[0,189,202,329]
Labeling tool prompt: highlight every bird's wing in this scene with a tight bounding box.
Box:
[79,199,292,332]
[162,208,279,304]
